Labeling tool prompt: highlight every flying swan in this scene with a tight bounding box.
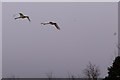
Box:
[14,13,31,22]
[41,22,60,30]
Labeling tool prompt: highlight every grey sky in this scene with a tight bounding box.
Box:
[0,1,2,79]
[2,2,118,78]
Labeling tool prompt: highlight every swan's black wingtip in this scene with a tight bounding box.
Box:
[58,29,60,30]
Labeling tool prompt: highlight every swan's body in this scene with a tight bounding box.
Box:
[15,13,31,22]
[41,22,60,30]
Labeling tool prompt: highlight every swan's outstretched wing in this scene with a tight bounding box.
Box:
[41,23,49,25]
[27,16,31,22]
[54,23,60,30]
[15,17,21,19]
[19,13,24,17]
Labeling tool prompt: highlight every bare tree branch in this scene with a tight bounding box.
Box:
[83,62,100,80]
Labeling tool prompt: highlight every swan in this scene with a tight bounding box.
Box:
[15,13,31,22]
[41,22,60,30]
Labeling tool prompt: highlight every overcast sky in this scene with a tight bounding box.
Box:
[0,1,2,79]
[2,2,118,78]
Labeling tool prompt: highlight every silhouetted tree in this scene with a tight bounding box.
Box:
[103,56,120,80]
[67,72,76,80]
[46,72,53,80]
[83,62,100,80]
